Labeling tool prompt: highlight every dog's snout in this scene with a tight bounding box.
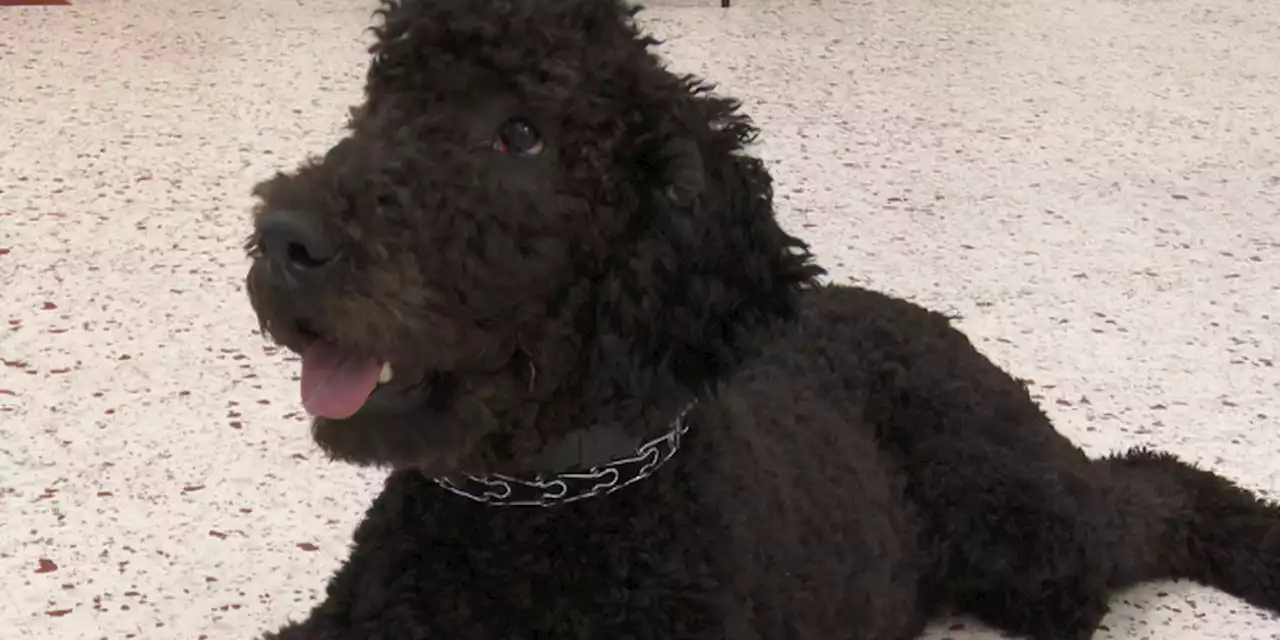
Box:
[255,210,340,280]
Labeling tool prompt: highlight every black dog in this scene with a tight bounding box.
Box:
[244,0,1280,638]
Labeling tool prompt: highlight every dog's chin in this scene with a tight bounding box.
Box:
[309,392,492,473]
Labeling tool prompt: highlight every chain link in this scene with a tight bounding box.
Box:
[433,403,695,507]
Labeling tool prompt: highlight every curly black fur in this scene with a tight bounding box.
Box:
[245,1,1280,638]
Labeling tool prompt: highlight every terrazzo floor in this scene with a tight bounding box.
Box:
[2,0,1279,637]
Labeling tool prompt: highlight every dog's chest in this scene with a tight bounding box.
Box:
[364,467,725,638]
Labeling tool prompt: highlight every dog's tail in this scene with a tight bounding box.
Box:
[1098,447,1280,610]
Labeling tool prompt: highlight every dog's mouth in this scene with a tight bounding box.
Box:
[300,339,397,419]
[289,321,436,421]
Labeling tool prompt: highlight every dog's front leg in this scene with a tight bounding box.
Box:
[251,471,471,640]
[258,620,316,640]
[255,585,438,640]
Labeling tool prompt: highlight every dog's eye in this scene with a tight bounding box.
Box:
[493,118,543,157]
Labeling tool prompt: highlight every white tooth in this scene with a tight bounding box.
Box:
[378,362,394,384]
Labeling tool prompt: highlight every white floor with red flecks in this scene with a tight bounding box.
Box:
[2,0,1278,637]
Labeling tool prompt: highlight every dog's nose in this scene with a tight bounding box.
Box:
[255,210,339,280]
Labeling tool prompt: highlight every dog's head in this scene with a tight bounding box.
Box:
[245,0,821,474]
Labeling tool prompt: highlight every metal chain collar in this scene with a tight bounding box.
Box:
[432,403,695,508]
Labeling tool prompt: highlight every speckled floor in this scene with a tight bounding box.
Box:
[1,0,1278,637]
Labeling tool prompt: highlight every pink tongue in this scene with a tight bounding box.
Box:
[300,341,382,419]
